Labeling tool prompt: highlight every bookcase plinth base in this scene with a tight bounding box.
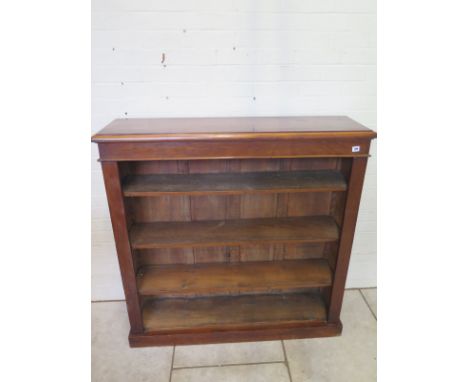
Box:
[128,321,343,347]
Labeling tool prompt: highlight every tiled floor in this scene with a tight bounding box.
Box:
[92,289,377,382]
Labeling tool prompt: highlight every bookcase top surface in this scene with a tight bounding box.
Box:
[92,116,376,143]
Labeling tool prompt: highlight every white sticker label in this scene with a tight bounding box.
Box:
[352,146,361,152]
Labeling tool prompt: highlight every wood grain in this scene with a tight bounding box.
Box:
[130,216,340,249]
[97,138,372,161]
[92,116,377,143]
[142,293,327,333]
[100,162,143,333]
[137,259,332,297]
[328,157,369,322]
[123,170,347,196]
[129,321,342,347]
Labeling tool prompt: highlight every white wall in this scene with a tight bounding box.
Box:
[91,0,377,300]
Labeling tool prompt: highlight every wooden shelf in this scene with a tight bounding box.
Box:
[123,170,347,196]
[130,216,339,249]
[137,259,332,297]
[142,293,327,333]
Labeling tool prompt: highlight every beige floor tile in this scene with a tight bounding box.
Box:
[361,288,377,317]
[171,363,289,382]
[92,302,173,382]
[284,290,376,382]
[173,341,284,368]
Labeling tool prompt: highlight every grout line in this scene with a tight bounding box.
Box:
[281,341,293,382]
[359,289,377,320]
[172,360,285,371]
[345,287,376,291]
[168,346,175,382]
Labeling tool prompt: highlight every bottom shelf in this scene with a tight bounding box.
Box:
[142,292,328,333]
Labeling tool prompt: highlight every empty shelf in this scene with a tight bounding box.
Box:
[143,293,327,333]
[130,216,339,249]
[138,259,333,297]
[123,170,347,196]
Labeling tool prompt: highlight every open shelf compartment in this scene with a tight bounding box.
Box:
[137,258,332,297]
[130,215,340,249]
[123,170,347,196]
[142,292,328,333]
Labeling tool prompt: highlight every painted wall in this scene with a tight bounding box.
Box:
[91,0,376,300]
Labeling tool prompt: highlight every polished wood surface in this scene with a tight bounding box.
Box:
[328,157,369,322]
[142,293,327,333]
[123,170,347,196]
[100,162,143,333]
[129,321,342,347]
[137,259,332,297]
[92,116,376,143]
[130,216,339,249]
[98,138,372,161]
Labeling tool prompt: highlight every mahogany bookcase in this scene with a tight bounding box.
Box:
[92,116,376,347]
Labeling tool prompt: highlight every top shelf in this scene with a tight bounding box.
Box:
[123,170,347,196]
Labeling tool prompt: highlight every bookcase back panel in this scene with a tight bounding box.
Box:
[124,158,342,174]
[126,158,350,267]
[128,193,336,222]
[136,242,329,266]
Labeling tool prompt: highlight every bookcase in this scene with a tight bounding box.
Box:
[92,116,376,347]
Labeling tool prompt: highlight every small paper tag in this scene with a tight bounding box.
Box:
[352,146,361,153]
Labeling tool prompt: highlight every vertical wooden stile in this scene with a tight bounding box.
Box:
[327,157,368,322]
[101,161,144,333]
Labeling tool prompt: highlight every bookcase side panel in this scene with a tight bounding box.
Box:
[101,161,144,333]
[328,157,369,322]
